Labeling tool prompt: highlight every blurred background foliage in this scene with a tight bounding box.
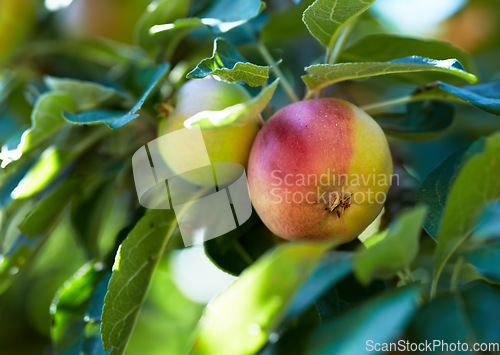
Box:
[0,0,499,354]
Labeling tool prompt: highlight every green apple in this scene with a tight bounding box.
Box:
[158,78,260,186]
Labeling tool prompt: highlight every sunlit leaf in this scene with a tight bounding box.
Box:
[44,76,125,111]
[12,128,108,199]
[183,79,278,129]
[198,0,265,33]
[354,206,427,285]
[101,210,178,354]
[302,0,376,50]
[191,241,334,355]
[187,38,271,87]
[134,0,191,50]
[19,178,81,237]
[151,0,265,36]
[0,92,75,164]
[303,57,477,92]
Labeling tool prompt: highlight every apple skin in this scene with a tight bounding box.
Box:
[0,0,38,63]
[158,78,260,186]
[59,0,148,44]
[247,98,393,243]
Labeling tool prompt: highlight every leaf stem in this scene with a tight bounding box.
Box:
[256,43,299,103]
[327,18,357,65]
[430,228,475,299]
[404,267,414,282]
[360,95,415,114]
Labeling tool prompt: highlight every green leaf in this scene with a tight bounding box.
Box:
[434,132,500,286]
[183,78,278,129]
[302,0,376,50]
[464,243,500,282]
[123,257,204,355]
[375,101,454,140]
[101,209,178,354]
[134,0,191,50]
[315,275,386,322]
[303,56,477,92]
[407,283,500,346]
[199,0,265,33]
[417,138,486,240]
[12,127,108,199]
[191,241,334,355]
[63,63,170,129]
[354,206,427,285]
[472,201,500,242]
[44,76,125,111]
[21,38,148,68]
[410,81,500,116]
[150,0,265,37]
[19,178,81,237]
[83,273,112,355]
[308,286,419,355]
[50,262,106,353]
[17,92,75,154]
[285,252,352,320]
[342,34,475,72]
[71,179,132,260]
[149,18,204,41]
[187,38,271,87]
[261,0,311,46]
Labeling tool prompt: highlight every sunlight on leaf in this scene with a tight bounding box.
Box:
[183,79,278,129]
[303,56,477,93]
[101,210,177,355]
[303,0,376,50]
[355,206,427,285]
[187,38,271,87]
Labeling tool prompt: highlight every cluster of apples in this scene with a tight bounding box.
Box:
[159,78,393,244]
[0,0,392,243]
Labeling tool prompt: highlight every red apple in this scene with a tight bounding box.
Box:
[248,98,393,243]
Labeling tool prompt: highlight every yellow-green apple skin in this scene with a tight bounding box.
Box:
[59,0,148,44]
[158,78,260,186]
[0,0,38,63]
[248,98,393,243]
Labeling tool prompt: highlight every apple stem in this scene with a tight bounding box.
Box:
[326,17,358,65]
